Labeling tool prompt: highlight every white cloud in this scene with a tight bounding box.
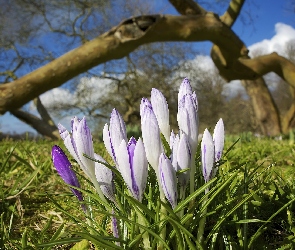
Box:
[38,77,115,109]
[40,87,74,108]
[249,23,295,57]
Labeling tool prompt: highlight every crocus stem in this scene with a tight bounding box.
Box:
[91,177,109,206]
[197,187,209,245]
[189,159,196,195]
[178,186,186,218]
[157,171,167,250]
[137,209,151,249]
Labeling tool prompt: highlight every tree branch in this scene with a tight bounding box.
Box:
[220,0,246,27]
[10,109,59,139]
[168,0,207,15]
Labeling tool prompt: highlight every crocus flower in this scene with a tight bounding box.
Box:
[103,109,128,164]
[177,93,198,157]
[178,77,194,103]
[151,88,171,145]
[58,117,95,181]
[140,98,163,172]
[51,145,85,210]
[116,137,148,202]
[159,153,177,208]
[201,129,215,183]
[58,117,107,202]
[213,118,225,162]
[170,132,191,187]
[94,153,115,202]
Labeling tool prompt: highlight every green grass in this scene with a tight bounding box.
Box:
[1,136,295,249]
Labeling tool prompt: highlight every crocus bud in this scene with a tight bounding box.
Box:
[109,109,128,159]
[103,123,116,163]
[51,145,84,205]
[72,117,96,179]
[151,88,171,145]
[103,109,127,165]
[213,118,224,162]
[177,94,198,156]
[94,153,115,202]
[58,117,95,180]
[176,133,191,187]
[140,98,163,172]
[58,117,107,203]
[170,131,179,171]
[117,137,148,202]
[159,153,177,208]
[201,129,215,183]
[178,77,193,102]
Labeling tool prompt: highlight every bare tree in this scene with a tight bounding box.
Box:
[1,0,295,136]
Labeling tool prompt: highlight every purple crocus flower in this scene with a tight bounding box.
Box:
[103,109,127,165]
[58,117,95,181]
[151,88,171,145]
[116,137,148,202]
[140,98,163,172]
[159,153,177,208]
[58,117,107,202]
[201,129,215,183]
[51,145,85,210]
[213,118,225,162]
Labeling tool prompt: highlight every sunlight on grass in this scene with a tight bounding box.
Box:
[1,136,295,249]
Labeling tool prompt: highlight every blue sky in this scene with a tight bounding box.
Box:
[1,0,294,134]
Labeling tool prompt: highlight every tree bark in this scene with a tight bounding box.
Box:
[10,108,59,139]
[242,78,282,135]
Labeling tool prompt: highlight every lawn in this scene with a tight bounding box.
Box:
[1,135,295,249]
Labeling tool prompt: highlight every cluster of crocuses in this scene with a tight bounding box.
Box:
[51,77,225,210]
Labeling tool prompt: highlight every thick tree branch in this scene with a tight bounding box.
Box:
[239,53,295,87]
[33,97,56,127]
[168,0,207,15]
[10,109,59,139]
[220,0,245,27]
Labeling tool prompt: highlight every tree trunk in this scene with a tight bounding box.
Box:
[242,78,281,136]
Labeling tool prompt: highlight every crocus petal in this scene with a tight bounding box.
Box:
[51,145,83,201]
[201,129,215,183]
[177,133,191,187]
[94,153,115,202]
[170,131,179,172]
[151,88,171,144]
[132,137,148,201]
[159,153,177,208]
[103,124,116,163]
[213,118,225,162]
[117,137,148,201]
[178,77,193,102]
[140,98,163,172]
[109,109,127,160]
[58,124,78,161]
[177,94,199,155]
[117,139,134,196]
[73,117,95,180]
